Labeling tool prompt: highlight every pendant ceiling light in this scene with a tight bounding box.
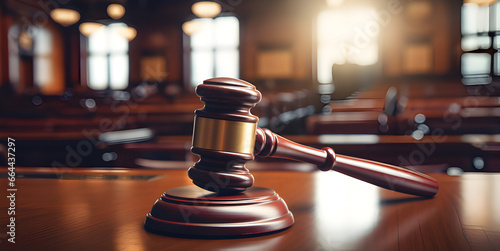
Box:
[182,19,204,36]
[79,22,105,37]
[118,26,137,41]
[191,1,221,18]
[50,8,81,27]
[107,4,126,19]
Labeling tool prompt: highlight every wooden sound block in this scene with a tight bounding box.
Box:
[144,185,294,237]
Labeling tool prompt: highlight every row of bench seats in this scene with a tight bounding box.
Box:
[307,81,500,135]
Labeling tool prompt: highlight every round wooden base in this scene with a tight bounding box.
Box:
[144,185,294,237]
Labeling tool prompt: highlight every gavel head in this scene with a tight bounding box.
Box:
[188,77,262,194]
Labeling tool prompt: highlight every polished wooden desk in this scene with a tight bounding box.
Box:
[1,165,499,250]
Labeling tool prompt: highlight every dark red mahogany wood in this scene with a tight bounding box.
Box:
[255,127,439,197]
[195,77,261,122]
[146,77,437,239]
[146,78,294,238]
[187,77,438,197]
[144,185,294,237]
[188,78,262,193]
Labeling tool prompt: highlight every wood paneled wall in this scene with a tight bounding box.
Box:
[129,22,184,85]
[0,5,13,87]
[381,0,461,79]
[0,1,66,95]
[0,0,463,95]
[240,10,313,84]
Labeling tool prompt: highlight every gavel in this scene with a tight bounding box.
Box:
[188,77,438,197]
[144,77,438,238]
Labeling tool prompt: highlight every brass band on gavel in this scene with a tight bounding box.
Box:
[192,116,257,154]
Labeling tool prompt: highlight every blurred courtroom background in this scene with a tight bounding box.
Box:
[0,0,499,173]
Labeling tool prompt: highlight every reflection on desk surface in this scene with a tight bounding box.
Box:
[0,167,499,250]
[0,172,164,181]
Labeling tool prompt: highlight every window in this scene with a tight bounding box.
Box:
[33,27,53,89]
[188,16,239,87]
[8,25,21,88]
[87,23,129,90]
[8,25,62,94]
[317,8,379,84]
[460,1,499,85]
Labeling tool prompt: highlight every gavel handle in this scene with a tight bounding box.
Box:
[255,128,439,197]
